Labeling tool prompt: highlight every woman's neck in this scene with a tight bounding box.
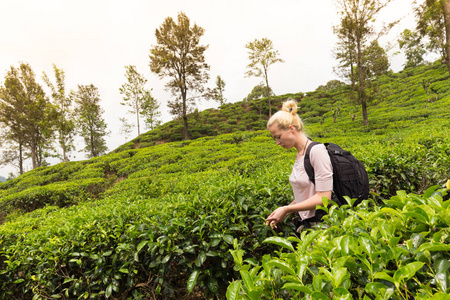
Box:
[294,133,309,156]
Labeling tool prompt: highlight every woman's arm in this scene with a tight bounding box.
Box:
[265,190,331,228]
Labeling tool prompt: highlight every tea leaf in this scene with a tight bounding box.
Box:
[333,287,351,298]
[239,269,254,292]
[418,243,450,252]
[374,272,394,283]
[223,234,234,244]
[226,281,242,300]
[365,282,393,298]
[312,274,323,292]
[435,258,450,274]
[136,240,148,252]
[393,262,424,283]
[333,267,350,288]
[339,236,357,255]
[435,272,448,292]
[187,270,199,293]
[263,236,294,252]
[267,258,296,276]
[429,292,450,300]
[195,252,206,267]
[208,277,218,294]
[105,284,113,298]
[282,282,312,294]
[310,291,330,299]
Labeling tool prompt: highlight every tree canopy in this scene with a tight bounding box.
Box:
[334,0,395,126]
[245,37,284,118]
[72,84,109,158]
[149,12,210,140]
[43,64,75,163]
[414,0,450,75]
[0,63,57,172]
[119,65,160,136]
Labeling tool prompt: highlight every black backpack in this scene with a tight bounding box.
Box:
[304,141,369,207]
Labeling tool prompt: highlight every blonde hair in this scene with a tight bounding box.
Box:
[267,99,304,131]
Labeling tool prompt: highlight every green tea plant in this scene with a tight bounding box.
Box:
[227,185,450,299]
[0,62,449,298]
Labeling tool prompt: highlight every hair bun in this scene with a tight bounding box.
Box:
[267,98,304,131]
[283,99,298,115]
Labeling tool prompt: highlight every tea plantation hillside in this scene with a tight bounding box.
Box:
[116,61,450,151]
[0,62,449,299]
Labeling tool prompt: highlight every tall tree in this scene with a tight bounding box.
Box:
[333,15,358,88]
[119,117,134,140]
[245,38,284,118]
[0,63,57,172]
[244,82,274,102]
[362,40,390,78]
[334,0,395,126]
[43,64,75,162]
[119,65,160,136]
[205,75,227,105]
[414,0,450,75]
[0,125,24,174]
[72,84,108,158]
[398,29,427,69]
[149,12,210,140]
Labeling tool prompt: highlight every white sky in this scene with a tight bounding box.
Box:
[0,0,416,176]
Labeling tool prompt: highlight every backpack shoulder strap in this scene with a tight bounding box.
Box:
[304,141,321,185]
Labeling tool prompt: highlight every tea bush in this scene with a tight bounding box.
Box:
[227,185,450,299]
[0,62,450,299]
[0,177,106,214]
[1,125,449,298]
[0,142,296,299]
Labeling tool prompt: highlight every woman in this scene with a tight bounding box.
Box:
[265,99,333,230]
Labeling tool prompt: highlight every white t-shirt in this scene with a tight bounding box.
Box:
[289,143,333,220]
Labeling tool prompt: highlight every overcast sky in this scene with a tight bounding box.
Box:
[0,0,416,175]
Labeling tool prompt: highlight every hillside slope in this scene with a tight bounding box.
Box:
[116,61,450,151]
[0,62,449,299]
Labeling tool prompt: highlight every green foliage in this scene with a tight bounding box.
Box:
[244,83,274,102]
[398,29,426,69]
[0,177,105,213]
[205,75,227,105]
[227,185,450,299]
[0,131,298,299]
[0,63,450,299]
[244,37,284,117]
[415,0,447,62]
[0,62,59,171]
[72,84,109,158]
[119,65,160,135]
[42,63,76,163]
[149,12,209,140]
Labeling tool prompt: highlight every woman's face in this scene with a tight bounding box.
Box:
[268,124,296,149]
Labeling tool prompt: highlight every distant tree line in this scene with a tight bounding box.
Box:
[331,0,450,126]
[2,1,449,175]
[0,60,164,176]
[0,63,110,174]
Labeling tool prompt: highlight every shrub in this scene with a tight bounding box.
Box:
[228,185,450,299]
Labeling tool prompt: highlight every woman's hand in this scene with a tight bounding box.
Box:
[265,206,288,228]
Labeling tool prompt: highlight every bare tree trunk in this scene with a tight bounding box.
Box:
[265,70,271,118]
[181,89,190,140]
[30,142,37,170]
[442,0,450,75]
[135,96,141,136]
[61,133,68,163]
[356,33,369,126]
[90,131,97,157]
[19,142,24,175]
